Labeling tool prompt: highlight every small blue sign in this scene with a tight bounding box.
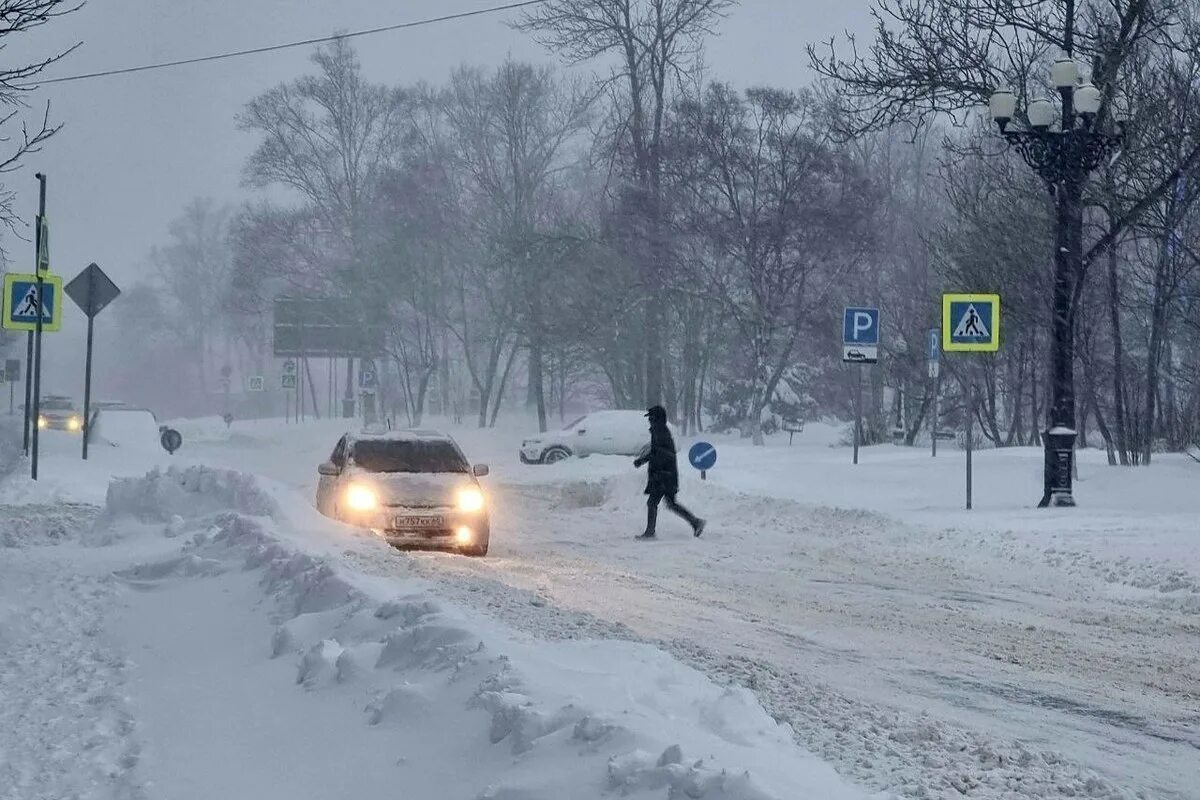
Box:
[358,361,377,390]
[842,307,880,345]
[928,328,940,362]
[688,441,717,472]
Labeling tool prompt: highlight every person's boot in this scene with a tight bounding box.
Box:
[638,502,658,539]
[693,519,706,538]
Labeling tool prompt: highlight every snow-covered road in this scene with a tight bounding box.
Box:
[4,417,1198,799]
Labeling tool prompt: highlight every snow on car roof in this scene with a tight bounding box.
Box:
[349,428,455,444]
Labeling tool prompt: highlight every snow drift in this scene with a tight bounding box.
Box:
[97,465,871,800]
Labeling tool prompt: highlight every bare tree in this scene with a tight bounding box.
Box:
[0,0,81,249]
[519,0,734,408]
[443,60,592,431]
[674,85,876,444]
[150,199,235,390]
[238,38,405,414]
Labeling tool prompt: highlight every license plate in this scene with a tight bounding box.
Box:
[392,514,443,529]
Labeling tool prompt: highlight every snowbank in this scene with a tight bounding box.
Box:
[97,465,872,800]
[103,464,279,523]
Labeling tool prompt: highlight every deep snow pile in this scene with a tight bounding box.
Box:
[95,465,874,800]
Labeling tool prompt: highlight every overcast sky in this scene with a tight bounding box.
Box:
[5,0,871,287]
[5,0,872,403]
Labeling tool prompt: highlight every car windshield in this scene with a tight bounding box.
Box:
[42,398,74,411]
[562,416,586,431]
[351,439,469,474]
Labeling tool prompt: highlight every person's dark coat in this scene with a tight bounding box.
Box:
[634,409,679,496]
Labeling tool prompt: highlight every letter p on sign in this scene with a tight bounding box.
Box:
[842,307,880,346]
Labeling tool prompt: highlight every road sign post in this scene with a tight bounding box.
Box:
[65,263,121,460]
[966,386,974,510]
[281,359,298,423]
[928,328,941,458]
[942,294,1001,509]
[688,441,717,481]
[31,175,46,480]
[843,307,880,464]
[22,333,32,453]
[5,359,18,416]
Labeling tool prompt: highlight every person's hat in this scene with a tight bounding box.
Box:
[645,405,667,420]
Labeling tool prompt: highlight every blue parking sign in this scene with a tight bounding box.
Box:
[842,307,880,345]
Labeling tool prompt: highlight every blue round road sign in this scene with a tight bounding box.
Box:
[688,441,717,472]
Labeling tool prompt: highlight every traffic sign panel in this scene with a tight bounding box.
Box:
[37,216,50,274]
[3,273,63,332]
[843,345,878,364]
[283,359,298,375]
[247,376,265,392]
[942,294,1000,352]
[3,359,17,382]
[842,307,880,346]
[688,441,717,472]
[359,362,377,390]
[282,374,297,390]
[928,328,941,378]
[64,263,121,318]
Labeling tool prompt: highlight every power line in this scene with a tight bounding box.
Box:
[29,0,547,87]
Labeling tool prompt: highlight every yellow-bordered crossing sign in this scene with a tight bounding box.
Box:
[942,293,1000,352]
[3,272,63,332]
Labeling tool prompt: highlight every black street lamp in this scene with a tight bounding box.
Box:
[988,17,1127,508]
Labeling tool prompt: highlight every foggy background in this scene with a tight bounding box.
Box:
[3,0,870,407]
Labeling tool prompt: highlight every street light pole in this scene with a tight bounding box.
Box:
[988,3,1126,507]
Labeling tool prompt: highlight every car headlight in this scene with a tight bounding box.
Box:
[67,416,82,431]
[37,416,47,429]
[457,486,485,513]
[344,483,379,512]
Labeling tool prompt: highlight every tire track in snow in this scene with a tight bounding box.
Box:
[348,477,1199,800]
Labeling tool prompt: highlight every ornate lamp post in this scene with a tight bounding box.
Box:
[988,14,1127,507]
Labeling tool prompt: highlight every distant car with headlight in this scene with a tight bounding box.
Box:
[315,430,491,556]
[38,395,83,432]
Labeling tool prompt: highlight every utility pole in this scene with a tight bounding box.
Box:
[30,173,46,480]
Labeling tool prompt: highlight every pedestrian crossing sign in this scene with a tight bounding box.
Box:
[942,293,1000,352]
[3,272,63,332]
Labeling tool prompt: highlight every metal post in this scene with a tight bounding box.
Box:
[22,333,32,453]
[853,364,862,465]
[82,316,95,460]
[30,174,46,481]
[932,374,940,458]
[966,383,974,510]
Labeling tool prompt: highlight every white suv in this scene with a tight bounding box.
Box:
[519,410,676,464]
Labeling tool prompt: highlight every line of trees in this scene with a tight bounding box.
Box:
[124,0,1199,461]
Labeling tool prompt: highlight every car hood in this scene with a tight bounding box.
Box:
[348,470,475,508]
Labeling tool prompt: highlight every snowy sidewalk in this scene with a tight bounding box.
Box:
[0,504,141,800]
[0,460,876,800]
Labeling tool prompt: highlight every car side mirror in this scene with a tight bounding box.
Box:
[472,464,490,478]
[318,462,340,477]
[577,428,587,435]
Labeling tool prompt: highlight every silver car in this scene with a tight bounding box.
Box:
[315,430,491,556]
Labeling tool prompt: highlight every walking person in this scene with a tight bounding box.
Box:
[633,405,706,539]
